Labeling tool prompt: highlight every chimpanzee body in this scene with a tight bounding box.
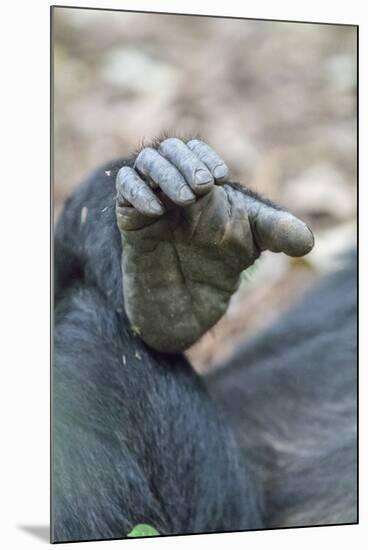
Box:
[208,254,357,528]
[52,140,357,542]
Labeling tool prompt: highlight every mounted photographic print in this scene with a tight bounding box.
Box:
[51,6,358,543]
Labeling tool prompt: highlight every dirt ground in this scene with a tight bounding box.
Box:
[53,8,357,372]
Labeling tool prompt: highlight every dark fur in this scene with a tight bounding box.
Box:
[53,152,357,542]
[53,285,262,541]
[207,254,357,527]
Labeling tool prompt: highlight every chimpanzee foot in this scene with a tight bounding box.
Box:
[115,137,314,352]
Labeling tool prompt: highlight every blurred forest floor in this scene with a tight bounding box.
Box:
[53,9,357,372]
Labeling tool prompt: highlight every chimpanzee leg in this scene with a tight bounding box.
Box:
[52,283,263,542]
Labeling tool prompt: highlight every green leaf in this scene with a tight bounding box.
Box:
[127,524,160,537]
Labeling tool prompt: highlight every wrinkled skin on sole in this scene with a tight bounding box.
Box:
[116,138,314,352]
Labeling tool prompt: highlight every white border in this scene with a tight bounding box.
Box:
[1,1,365,548]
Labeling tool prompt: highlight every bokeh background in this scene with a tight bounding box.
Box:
[53,8,357,372]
